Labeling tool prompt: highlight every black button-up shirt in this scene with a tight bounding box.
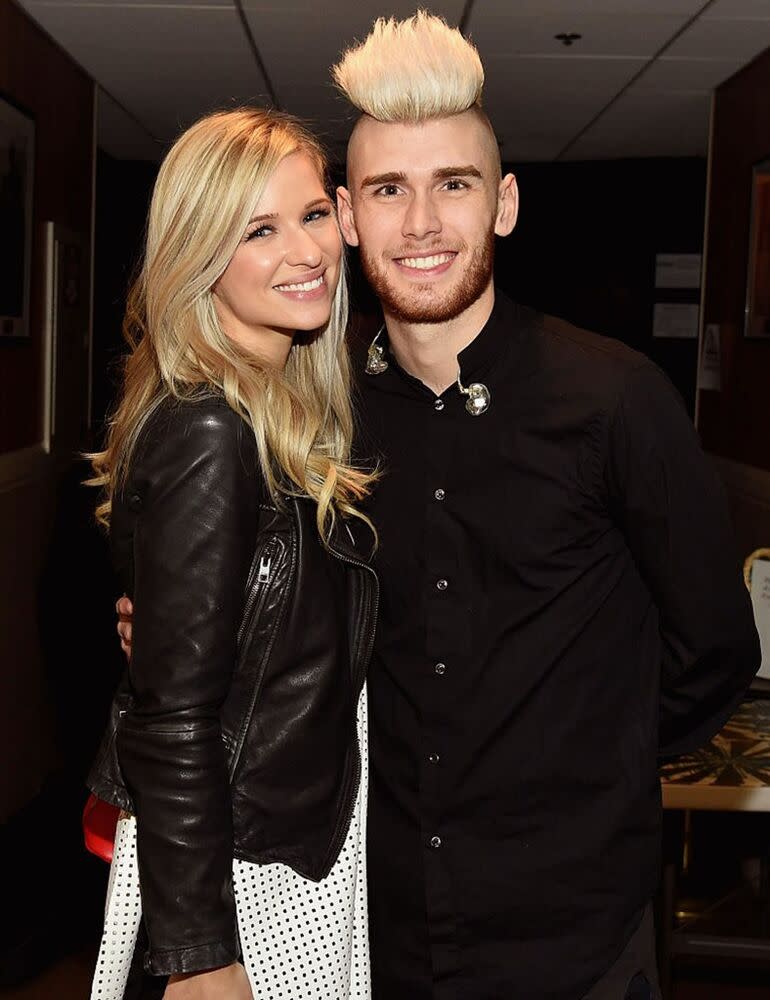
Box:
[354,292,759,1000]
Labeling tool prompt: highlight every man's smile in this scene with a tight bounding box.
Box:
[393,251,457,277]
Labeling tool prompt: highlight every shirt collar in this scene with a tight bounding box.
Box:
[366,288,519,392]
[456,289,518,382]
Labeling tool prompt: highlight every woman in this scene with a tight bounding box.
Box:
[87,107,378,1000]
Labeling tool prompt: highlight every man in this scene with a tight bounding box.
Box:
[118,12,759,1000]
[330,12,758,1000]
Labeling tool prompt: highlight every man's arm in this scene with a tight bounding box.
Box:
[606,361,760,758]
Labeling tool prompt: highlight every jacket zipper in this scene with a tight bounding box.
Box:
[230,534,292,777]
[236,540,279,649]
[321,537,380,875]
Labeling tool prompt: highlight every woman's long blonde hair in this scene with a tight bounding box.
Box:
[90,107,376,545]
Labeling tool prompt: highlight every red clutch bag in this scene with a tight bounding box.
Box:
[82,792,121,863]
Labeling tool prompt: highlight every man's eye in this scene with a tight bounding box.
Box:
[444,179,467,191]
[376,185,400,197]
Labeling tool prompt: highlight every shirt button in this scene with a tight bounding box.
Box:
[430,835,442,849]
[434,662,446,675]
[434,488,446,501]
[434,398,445,411]
[436,578,448,591]
[428,752,440,764]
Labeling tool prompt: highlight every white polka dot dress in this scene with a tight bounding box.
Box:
[90,686,371,1000]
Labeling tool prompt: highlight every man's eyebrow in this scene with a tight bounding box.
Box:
[360,171,407,189]
[433,165,483,180]
[359,166,483,190]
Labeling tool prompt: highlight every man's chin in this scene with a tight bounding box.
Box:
[381,285,465,324]
[369,276,488,325]
[361,229,496,326]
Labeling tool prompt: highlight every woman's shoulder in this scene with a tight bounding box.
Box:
[144,392,251,443]
[132,393,259,485]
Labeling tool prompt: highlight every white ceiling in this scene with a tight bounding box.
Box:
[18,0,770,162]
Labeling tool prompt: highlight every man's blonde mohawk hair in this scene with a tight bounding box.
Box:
[332,10,484,123]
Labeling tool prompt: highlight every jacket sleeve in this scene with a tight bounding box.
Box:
[116,400,260,975]
[606,362,760,758]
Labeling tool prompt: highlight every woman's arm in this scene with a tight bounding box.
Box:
[117,399,260,976]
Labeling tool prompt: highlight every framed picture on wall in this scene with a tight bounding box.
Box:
[745,158,770,339]
[0,95,34,341]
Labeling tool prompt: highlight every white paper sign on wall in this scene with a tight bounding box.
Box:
[750,559,770,681]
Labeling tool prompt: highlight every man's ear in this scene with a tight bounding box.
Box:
[336,186,360,247]
[494,173,519,237]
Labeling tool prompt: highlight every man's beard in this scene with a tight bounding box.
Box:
[359,226,496,325]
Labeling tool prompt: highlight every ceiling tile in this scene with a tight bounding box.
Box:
[467,13,693,59]
[704,0,770,18]
[482,55,646,162]
[482,53,646,103]
[664,15,770,60]
[466,0,704,14]
[243,1,464,96]
[501,134,569,162]
[20,0,749,162]
[633,56,742,92]
[277,84,355,145]
[97,88,162,160]
[26,3,270,140]
[26,0,231,7]
[563,90,710,159]
[242,0,461,12]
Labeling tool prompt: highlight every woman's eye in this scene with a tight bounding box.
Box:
[304,208,332,224]
[246,225,273,241]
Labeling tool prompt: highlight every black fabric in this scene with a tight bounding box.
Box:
[356,292,759,1000]
[625,974,654,1000]
[582,906,660,999]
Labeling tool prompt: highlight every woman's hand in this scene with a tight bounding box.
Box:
[163,963,252,999]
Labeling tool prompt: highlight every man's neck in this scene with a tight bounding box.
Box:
[384,283,495,395]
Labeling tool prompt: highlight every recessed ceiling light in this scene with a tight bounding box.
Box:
[554,32,582,47]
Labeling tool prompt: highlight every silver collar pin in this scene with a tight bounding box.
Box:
[365,327,491,416]
[457,369,491,416]
[365,328,389,375]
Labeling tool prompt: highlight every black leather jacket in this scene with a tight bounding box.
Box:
[88,395,378,976]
